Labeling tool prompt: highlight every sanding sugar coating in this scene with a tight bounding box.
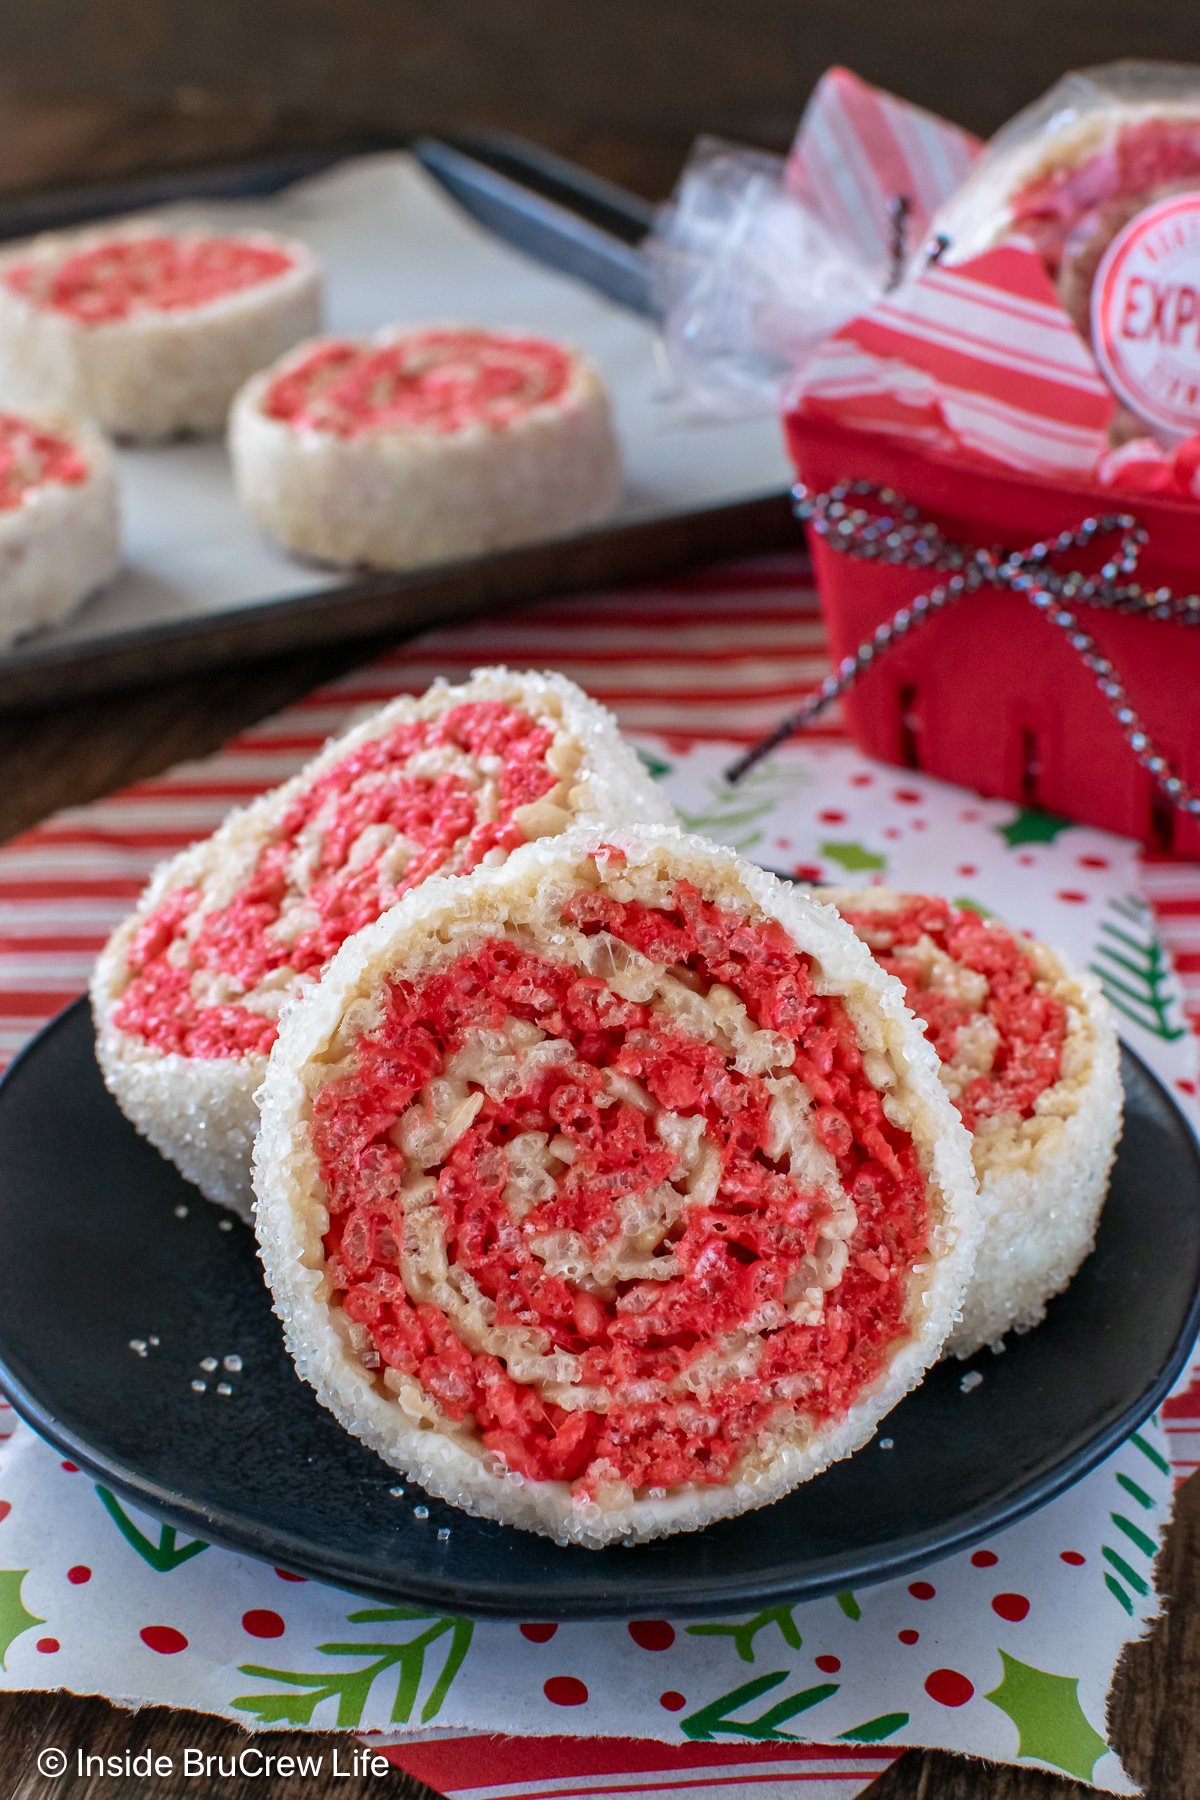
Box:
[0,409,120,646]
[827,889,1122,1358]
[91,669,675,1219]
[252,826,978,1546]
[0,224,322,439]
[228,325,622,571]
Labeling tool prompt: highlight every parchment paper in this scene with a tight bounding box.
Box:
[13,153,788,654]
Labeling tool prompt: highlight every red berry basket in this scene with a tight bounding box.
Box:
[784,410,1200,858]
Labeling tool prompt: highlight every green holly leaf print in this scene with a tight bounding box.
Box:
[996,807,1073,848]
[233,1606,473,1729]
[687,1603,802,1663]
[984,1652,1109,1781]
[0,1570,43,1669]
[95,1486,208,1572]
[681,1671,839,1742]
[835,1590,862,1621]
[820,841,886,875]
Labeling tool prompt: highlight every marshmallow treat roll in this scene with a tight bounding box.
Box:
[92,670,675,1221]
[827,890,1121,1359]
[253,827,978,1546]
[0,224,321,439]
[229,325,621,570]
[0,409,120,647]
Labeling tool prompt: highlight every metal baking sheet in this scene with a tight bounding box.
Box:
[0,138,793,709]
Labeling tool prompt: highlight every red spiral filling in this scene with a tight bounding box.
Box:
[113,701,557,1059]
[261,329,573,438]
[1007,117,1200,332]
[839,897,1065,1134]
[4,234,296,325]
[315,883,930,1497]
[0,411,88,512]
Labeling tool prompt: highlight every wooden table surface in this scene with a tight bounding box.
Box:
[0,103,1197,1800]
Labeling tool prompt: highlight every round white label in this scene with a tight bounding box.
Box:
[1092,191,1200,441]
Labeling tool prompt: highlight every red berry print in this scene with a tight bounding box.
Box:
[818,810,846,824]
[911,818,927,831]
[242,1609,285,1639]
[792,864,824,883]
[908,1581,936,1600]
[520,1623,558,1643]
[1017,853,1036,866]
[925,1668,975,1707]
[851,772,874,787]
[1056,890,1088,905]
[957,864,978,878]
[1177,1080,1196,1097]
[898,1629,920,1645]
[274,1568,306,1582]
[884,826,902,840]
[36,1638,59,1654]
[893,789,921,805]
[960,808,982,822]
[60,1462,78,1473]
[544,1676,588,1706]
[67,1566,91,1584]
[815,1654,841,1673]
[1078,855,1109,869]
[992,1593,1030,1622]
[659,1691,687,1711]
[629,1620,676,1651]
[971,1550,998,1568]
[0,1501,10,1522]
[1061,1551,1086,1566]
[140,1626,188,1655]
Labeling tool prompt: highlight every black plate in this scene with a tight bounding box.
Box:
[0,999,1196,1619]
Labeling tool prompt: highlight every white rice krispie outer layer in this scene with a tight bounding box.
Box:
[91,669,676,1220]
[228,327,622,571]
[0,226,322,440]
[252,825,979,1547]
[0,416,120,646]
[825,887,1123,1359]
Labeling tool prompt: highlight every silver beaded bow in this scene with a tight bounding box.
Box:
[726,480,1200,824]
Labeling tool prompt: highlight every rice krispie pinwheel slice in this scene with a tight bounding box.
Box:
[0,409,119,646]
[827,890,1122,1359]
[228,325,621,571]
[939,95,1200,337]
[92,670,674,1221]
[0,225,322,439]
[253,826,978,1547]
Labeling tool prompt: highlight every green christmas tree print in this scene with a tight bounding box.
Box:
[233,1605,473,1728]
[681,1671,839,1742]
[95,1486,208,1572]
[0,1570,43,1668]
[677,762,808,855]
[687,1603,802,1663]
[1089,896,1186,1041]
[984,1652,1109,1781]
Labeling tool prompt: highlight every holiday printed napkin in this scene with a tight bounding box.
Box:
[0,728,1195,1796]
